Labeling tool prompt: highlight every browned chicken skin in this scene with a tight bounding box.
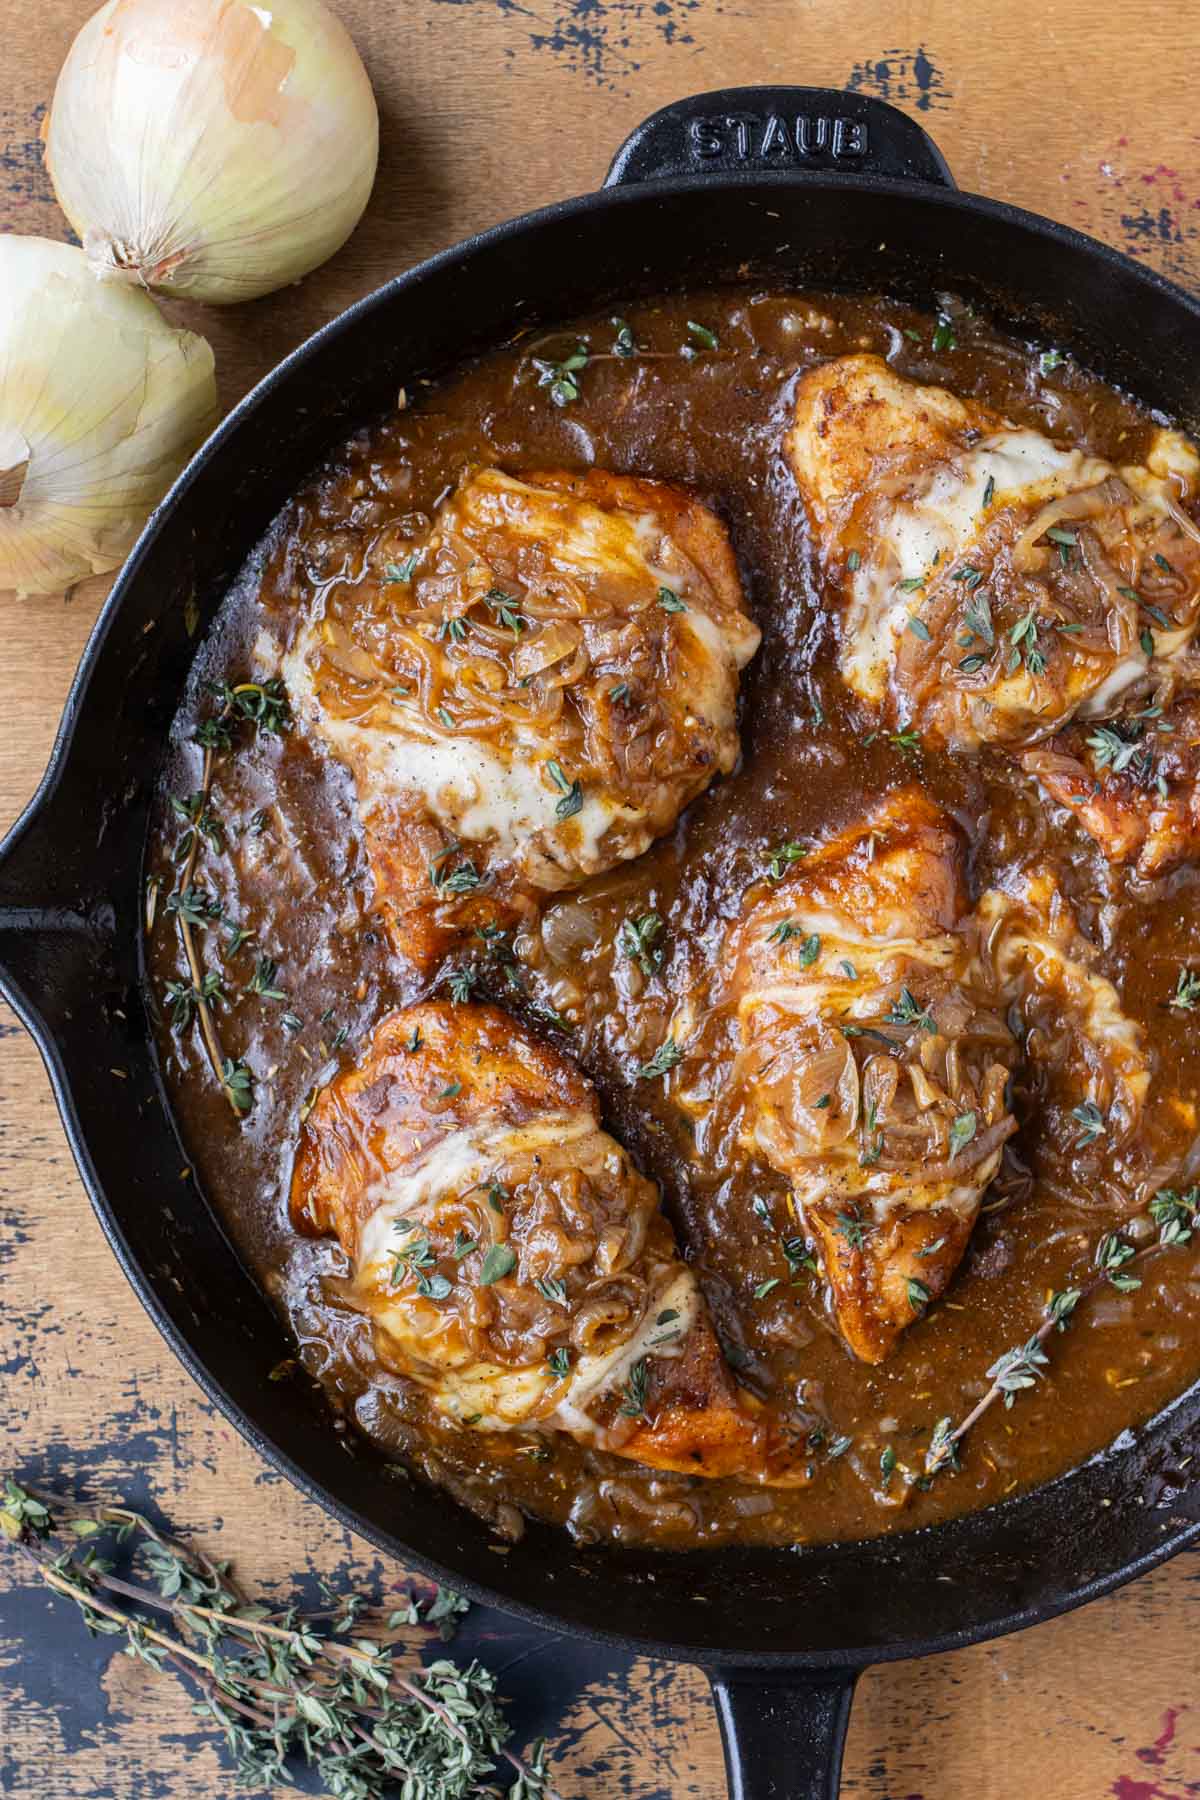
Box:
[723,788,1019,1363]
[282,466,760,972]
[292,1001,808,1483]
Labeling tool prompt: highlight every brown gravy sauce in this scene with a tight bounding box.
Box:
[147,287,1200,1548]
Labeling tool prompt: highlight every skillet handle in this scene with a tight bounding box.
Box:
[605,87,955,190]
[0,779,118,1040]
[709,1666,859,1800]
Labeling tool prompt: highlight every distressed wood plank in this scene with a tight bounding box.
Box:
[3,1,1200,1795]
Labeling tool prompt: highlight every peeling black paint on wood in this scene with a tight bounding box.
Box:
[429,0,714,92]
[844,46,952,113]
[0,103,54,204]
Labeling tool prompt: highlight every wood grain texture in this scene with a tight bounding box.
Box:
[3,1,1200,1795]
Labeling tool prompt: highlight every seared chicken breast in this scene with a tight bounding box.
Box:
[1022,695,1200,877]
[724,788,1018,1363]
[284,466,760,971]
[786,354,1200,752]
[976,868,1150,1144]
[291,1001,807,1483]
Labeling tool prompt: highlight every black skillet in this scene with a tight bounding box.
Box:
[4,86,1200,1799]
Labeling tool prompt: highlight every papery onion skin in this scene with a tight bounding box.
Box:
[0,237,217,598]
[45,0,379,305]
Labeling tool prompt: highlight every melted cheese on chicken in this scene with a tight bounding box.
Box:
[283,465,760,971]
[353,1112,700,1430]
[290,1001,807,1483]
[786,354,1200,751]
[723,788,1018,1363]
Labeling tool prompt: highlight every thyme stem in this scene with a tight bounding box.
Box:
[39,1562,219,1674]
[172,722,240,1115]
[934,1229,1179,1471]
[160,679,289,1120]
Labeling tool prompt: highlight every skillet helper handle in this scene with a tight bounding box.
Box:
[709,1667,859,1800]
[605,86,955,190]
[0,788,116,1037]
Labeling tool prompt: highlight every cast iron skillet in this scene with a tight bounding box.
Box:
[4,85,1200,1799]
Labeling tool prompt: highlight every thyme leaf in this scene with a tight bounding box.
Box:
[1170,968,1200,1012]
[636,1039,683,1082]
[948,1112,977,1159]
[619,1358,649,1418]
[907,1277,930,1313]
[884,986,936,1034]
[1071,1100,1106,1147]
[220,1058,254,1115]
[765,840,808,881]
[545,759,584,820]
[834,1208,867,1251]
[618,911,665,977]
[533,343,589,406]
[986,1335,1049,1406]
[245,955,286,1001]
[479,1245,516,1286]
[428,843,488,896]
[448,965,478,1004]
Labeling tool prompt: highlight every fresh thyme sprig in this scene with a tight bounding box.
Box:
[524,321,725,408]
[162,679,290,1118]
[0,1480,560,1800]
[924,1188,1200,1477]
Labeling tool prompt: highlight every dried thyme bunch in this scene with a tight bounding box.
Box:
[0,1480,560,1800]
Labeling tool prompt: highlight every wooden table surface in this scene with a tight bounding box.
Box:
[4,2,1200,1795]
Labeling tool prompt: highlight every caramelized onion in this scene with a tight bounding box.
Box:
[597,1479,700,1531]
[540,901,600,965]
[791,1038,860,1145]
[570,1288,639,1351]
[913,1114,1018,1183]
[1011,480,1128,573]
[1160,493,1200,549]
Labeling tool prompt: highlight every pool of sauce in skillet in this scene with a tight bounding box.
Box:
[147,287,1200,1548]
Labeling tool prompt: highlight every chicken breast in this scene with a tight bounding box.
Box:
[975,868,1150,1143]
[291,1001,806,1483]
[283,466,760,971]
[724,788,1018,1363]
[786,353,1200,751]
[1022,694,1200,877]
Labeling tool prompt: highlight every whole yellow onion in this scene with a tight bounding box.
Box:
[0,237,217,598]
[44,0,379,305]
